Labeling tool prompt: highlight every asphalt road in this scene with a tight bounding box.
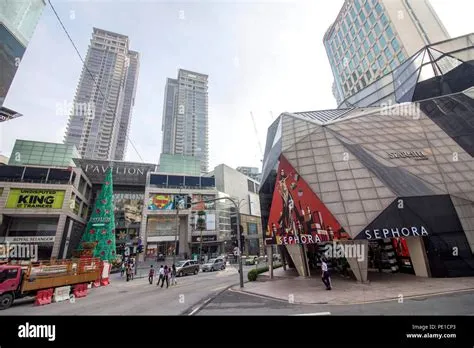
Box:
[196,288,474,315]
[0,264,250,315]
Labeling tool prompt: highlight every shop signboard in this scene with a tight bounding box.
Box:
[266,155,347,246]
[4,236,55,243]
[192,235,217,243]
[5,189,65,209]
[192,194,216,210]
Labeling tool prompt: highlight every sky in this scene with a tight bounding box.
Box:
[0,0,473,172]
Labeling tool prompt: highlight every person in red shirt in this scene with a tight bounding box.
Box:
[148,265,155,285]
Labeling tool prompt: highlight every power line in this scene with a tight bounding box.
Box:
[48,0,144,163]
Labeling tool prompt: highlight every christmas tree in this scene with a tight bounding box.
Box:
[78,168,117,261]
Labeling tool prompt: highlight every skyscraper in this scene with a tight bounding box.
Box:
[161,69,209,173]
[323,0,450,106]
[0,0,45,121]
[64,28,139,160]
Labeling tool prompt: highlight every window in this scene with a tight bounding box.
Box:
[390,59,398,70]
[349,43,355,55]
[350,7,357,21]
[386,26,394,39]
[373,43,380,55]
[363,39,370,51]
[368,13,376,26]
[368,32,375,44]
[364,21,370,33]
[377,55,385,69]
[349,60,355,70]
[375,3,383,16]
[354,55,359,66]
[372,62,379,73]
[361,58,368,71]
[367,51,374,63]
[360,11,366,22]
[358,29,365,42]
[361,76,367,87]
[350,26,356,39]
[398,51,406,62]
[364,1,371,13]
[354,0,362,11]
[392,38,400,52]
[381,14,388,27]
[366,70,372,80]
[342,40,347,51]
[352,72,357,82]
[248,179,255,193]
[358,48,364,60]
[384,47,393,60]
[374,23,381,37]
[379,35,387,48]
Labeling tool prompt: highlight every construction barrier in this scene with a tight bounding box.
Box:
[73,283,88,298]
[34,288,54,306]
[53,286,71,303]
[100,261,111,286]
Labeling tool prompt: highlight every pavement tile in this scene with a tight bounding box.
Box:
[238,267,474,305]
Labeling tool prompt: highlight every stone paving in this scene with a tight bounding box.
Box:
[234,267,474,305]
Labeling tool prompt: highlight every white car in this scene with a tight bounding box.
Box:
[201,258,226,272]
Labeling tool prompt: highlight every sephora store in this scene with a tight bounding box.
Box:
[259,88,474,282]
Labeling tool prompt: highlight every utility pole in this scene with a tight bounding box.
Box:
[172,188,183,267]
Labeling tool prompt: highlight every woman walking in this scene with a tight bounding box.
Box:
[170,264,177,286]
[160,265,169,288]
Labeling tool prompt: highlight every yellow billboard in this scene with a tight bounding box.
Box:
[5,189,65,209]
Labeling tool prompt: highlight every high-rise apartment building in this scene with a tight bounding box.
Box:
[161,69,209,173]
[64,28,139,160]
[0,0,46,120]
[323,0,450,106]
[236,166,262,182]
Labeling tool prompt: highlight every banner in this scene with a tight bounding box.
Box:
[192,194,216,210]
[5,189,65,209]
[266,155,347,245]
[114,192,144,226]
[148,194,174,210]
[206,214,216,231]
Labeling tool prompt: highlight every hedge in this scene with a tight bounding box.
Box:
[248,262,282,281]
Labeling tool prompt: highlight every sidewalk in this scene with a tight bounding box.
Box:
[234,267,474,305]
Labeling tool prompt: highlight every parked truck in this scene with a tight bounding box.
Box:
[0,258,102,310]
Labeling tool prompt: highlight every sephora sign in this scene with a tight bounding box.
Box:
[364,226,429,240]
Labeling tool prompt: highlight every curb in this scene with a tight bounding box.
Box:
[181,283,241,316]
[230,286,474,306]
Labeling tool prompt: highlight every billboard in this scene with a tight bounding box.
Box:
[192,194,216,210]
[5,189,65,209]
[266,155,347,245]
[148,194,174,210]
[114,192,144,227]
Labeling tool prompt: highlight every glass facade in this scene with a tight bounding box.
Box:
[0,0,45,108]
[159,153,201,176]
[338,34,474,109]
[324,0,408,102]
[8,140,80,167]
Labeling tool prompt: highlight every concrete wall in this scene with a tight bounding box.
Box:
[451,196,474,254]
[214,164,261,216]
[406,236,430,277]
[285,244,307,276]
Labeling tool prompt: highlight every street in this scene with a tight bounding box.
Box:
[0,264,251,315]
[196,289,474,316]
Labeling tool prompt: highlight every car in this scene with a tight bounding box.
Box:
[175,260,199,277]
[244,255,259,265]
[201,258,226,272]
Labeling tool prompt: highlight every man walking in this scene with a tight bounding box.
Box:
[160,265,170,288]
[148,265,155,285]
[321,258,332,290]
[157,265,164,286]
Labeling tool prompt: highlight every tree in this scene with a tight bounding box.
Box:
[197,210,206,263]
[77,168,117,261]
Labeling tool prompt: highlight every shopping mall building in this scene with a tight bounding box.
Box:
[259,87,474,282]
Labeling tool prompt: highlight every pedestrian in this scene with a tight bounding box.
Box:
[148,265,155,285]
[321,258,332,290]
[121,262,125,277]
[170,264,177,286]
[160,265,169,288]
[126,264,131,282]
[157,265,164,286]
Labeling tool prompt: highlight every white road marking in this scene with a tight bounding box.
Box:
[212,286,227,292]
[293,312,331,316]
[189,307,200,316]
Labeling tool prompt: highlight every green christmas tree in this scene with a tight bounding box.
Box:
[78,168,117,261]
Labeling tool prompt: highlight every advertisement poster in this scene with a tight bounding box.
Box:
[206,213,216,231]
[266,155,348,245]
[5,189,65,209]
[192,194,216,210]
[148,194,174,210]
[114,192,144,224]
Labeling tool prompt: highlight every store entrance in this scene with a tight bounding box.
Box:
[191,244,219,263]
[368,238,415,277]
